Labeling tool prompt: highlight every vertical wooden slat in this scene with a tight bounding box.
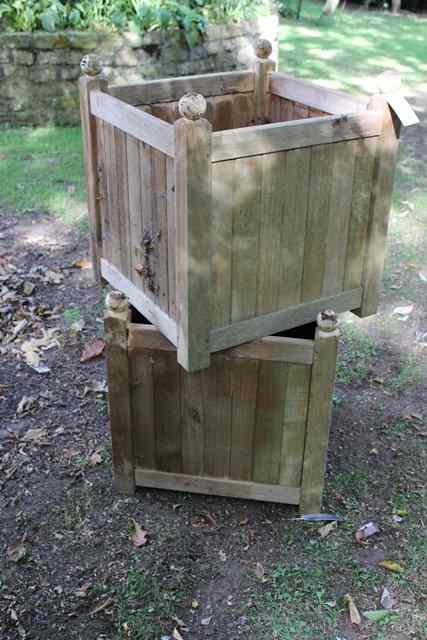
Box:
[293,103,309,120]
[268,93,281,123]
[105,294,134,494]
[256,152,287,314]
[231,157,262,322]
[254,51,275,124]
[181,369,205,475]
[79,74,107,282]
[280,98,295,121]
[166,156,177,319]
[175,111,212,372]
[103,122,122,272]
[230,358,259,480]
[300,316,339,513]
[126,134,143,286]
[252,361,287,484]
[211,161,233,328]
[151,149,169,312]
[203,356,233,477]
[114,128,132,278]
[139,141,154,300]
[301,144,334,301]
[96,119,112,264]
[212,95,234,131]
[279,147,311,307]
[153,350,181,472]
[322,140,357,295]
[130,349,156,469]
[279,364,311,486]
[344,137,377,290]
[232,92,255,128]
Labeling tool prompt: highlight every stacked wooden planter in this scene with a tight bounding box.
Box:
[79,40,417,512]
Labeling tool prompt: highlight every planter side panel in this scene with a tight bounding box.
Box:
[129,329,312,488]
[210,135,377,329]
[98,123,177,318]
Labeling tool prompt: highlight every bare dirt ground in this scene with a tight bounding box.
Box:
[0,121,426,639]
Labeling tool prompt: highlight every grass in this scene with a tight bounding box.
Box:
[279,0,427,95]
[0,125,87,227]
[336,320,378,385]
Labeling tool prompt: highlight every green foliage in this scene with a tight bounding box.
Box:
[0,0,267,46]
[336,322,378,385]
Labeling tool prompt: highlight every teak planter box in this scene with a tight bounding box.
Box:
[105,293,339,514]
[80,42,418,372]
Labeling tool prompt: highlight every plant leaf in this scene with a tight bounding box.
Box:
[378,560,403,573]
[380,587,394,610]
[355,521,380,544]
[363,609,393,622]
[318,521,337,537]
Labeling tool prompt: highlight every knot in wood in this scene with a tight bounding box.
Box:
[255,38,272,60]
[178,92,207,120]
[80,54,102,76]
[106,290,128,312]
[376,71,401,94]
[317,309,338,333]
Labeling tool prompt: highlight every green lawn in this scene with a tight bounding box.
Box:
[279,0,427,95]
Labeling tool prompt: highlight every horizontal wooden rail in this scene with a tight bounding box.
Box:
[227,337,314,364]
[211,111,381,162]
[109,70,255,106]
[209,288,362,352]
[135,468,301,504]
[128,325,314,364]
[101,259,178,345]
[90,91,175,156]
[269,72,368,115]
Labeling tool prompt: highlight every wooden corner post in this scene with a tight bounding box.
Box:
[300,310,339,514]
[357,72,402,317]
[174,93,212,372]
[104,290,135,494]
[253,39,276,124]
[79,54,108,284]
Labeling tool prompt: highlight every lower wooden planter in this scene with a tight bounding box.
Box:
[104,292,339,513]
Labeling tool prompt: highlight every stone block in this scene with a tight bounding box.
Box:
[0,33,32,48]
[37,49,68,65]
[57,66,80,81]
[32,33,71,49]
[13,50,34,65]
[30,66,57,83]
[115,47,139,67]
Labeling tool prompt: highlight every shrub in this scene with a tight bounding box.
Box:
[0,0,269,46]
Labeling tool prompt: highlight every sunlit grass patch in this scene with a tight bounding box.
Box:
[0,126,87,227]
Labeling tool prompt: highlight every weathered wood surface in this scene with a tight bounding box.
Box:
[79,75,107,282]
[211,111,381,162]
[269,72,368,114]
[300,321,339,513]
[91,90,175,156]
[109,70,255,105]
[129,322,318,494]
[174,115,212,372]
[134,468,300,504]
[105,295,134,493]
[357,98,400,316]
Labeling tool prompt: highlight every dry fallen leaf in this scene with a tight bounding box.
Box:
[80,339,105,363]
[378,560,403,573]
[72,258,92,270]
[344,594,361,625]
[16,395,37,416]
[21,428,49,446]
[318,520,337,538]
[75,582,91,598]
[89,450,102,466]
[255,561,267,582]
[172,627,184,640]
[219,550,227,562]
[201,616,212,626]
[130,519,148,548]
[7,543,28,563]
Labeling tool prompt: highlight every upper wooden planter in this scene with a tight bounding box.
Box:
[79,42,418,372]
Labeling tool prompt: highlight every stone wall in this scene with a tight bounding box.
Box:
[0,14,278,126]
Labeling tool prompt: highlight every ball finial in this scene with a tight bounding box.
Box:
[178,92,207,120]
[376,71,401,94]
[106,290,128,313]
[80,54,102,77]
[316,309,338,335]
[255,38,273,60]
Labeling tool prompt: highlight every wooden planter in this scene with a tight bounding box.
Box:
[80,42,418,372]
[105,292,339,514]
